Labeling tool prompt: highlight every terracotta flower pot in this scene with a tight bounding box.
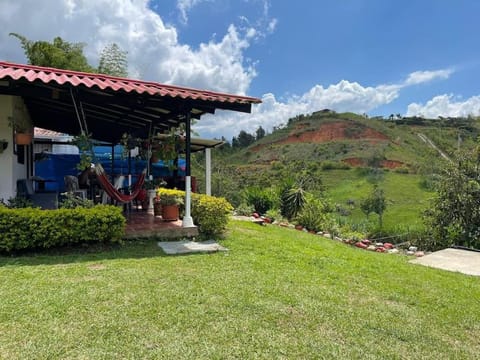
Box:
[15,133,33,145]
[162,204,179,221]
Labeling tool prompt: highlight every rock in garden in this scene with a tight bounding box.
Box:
[367,245,376,251]
[388,248,399,254]
[406,250,415,256]
[355,242,367,249]
[324,233,332,238]
[415,251,425,257]
[383,243,394,249]
[408,246,418,252]
[375,242,384,247]
[361,239,372,245]
[376,247,386,253]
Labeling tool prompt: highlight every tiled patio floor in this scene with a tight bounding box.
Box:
[124,208,198,239]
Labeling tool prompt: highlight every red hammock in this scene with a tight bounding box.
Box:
[95,164,146,203]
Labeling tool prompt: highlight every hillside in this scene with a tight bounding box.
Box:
[229,111,480,171]
[193,111,480,238]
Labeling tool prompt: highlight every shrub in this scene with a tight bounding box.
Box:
[243,186,276,214]
[394,167,409,174]
[191,194,233,236]
[321,160,351,170]
[59,193,94,208]
[235,203,255,216]
[423,147,480,250]
[157,189,234,236]
[0,205,125,252]
[1,196,35,208]
[295,197,333,232]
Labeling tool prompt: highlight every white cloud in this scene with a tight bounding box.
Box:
[0,0,256,95]
[176,0,210,25]
[404,69,453,86]
[406,94,480,118]
[195,69,454,139]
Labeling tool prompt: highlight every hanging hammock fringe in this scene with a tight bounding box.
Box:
[95,164,146,203]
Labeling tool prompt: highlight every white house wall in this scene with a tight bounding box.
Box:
[0,95,29,201]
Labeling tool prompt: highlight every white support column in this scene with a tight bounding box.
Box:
[182,110,195,228]
[205,147,211,196]
[182,175,195,227]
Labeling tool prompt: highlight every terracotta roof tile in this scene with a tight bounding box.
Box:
[0,61,261,105]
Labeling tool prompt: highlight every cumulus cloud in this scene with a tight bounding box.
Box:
[406,94,480,118]
[0,0,257,94]
[195,69,454,139]
[404,69,453,86]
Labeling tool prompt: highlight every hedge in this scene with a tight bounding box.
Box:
[0,205,125,252]
[157,188,233,236]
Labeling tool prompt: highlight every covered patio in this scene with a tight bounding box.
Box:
[0,61,261,234]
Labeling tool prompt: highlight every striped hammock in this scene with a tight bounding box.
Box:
[95,164,146,203]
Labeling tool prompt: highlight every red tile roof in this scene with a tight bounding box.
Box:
[34,127,69,138]
[0,61,261,105]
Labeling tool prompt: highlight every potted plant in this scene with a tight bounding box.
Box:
[71,133,94,170]
[8,105,33,145]
[151,131,184,170]
[158,191,184,221]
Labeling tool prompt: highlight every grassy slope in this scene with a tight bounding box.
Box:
[1,221,479,359]
[322,169,432,230]
[207,113,478,233]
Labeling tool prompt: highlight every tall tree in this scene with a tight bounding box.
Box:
[98,43,128,77]
[10,33,129,77]
[236,130,255,148]
[10,33,94,72]
[256,126,266,140]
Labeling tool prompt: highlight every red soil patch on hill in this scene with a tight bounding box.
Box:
[343,158,365,167]
[250,121,389,153]
[282,122,389,145]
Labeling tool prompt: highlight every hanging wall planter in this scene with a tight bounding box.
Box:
[8,104,34,146]
[15,133,33,145]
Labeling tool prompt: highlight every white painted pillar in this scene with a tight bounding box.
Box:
[182,175,194,227]
[205,147,211,196]
[182,111,195,228]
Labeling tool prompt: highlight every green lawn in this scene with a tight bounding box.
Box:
[1,221,479,359]
[322,169,432,231]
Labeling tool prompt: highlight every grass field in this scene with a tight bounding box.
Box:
[322,169,432,233]
[1,220,479,359]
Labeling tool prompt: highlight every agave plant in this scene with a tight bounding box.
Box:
[280,178,306,220]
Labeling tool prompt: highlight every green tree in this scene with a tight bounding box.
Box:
[98,43,128,77]
[360,185,387,228]
[423,146,480,250]
[232,130,255,148]
[10,33,94,72]
[255,126,266,140]
[10,33,129,77]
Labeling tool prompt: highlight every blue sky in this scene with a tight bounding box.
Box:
[1,0,479,139]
